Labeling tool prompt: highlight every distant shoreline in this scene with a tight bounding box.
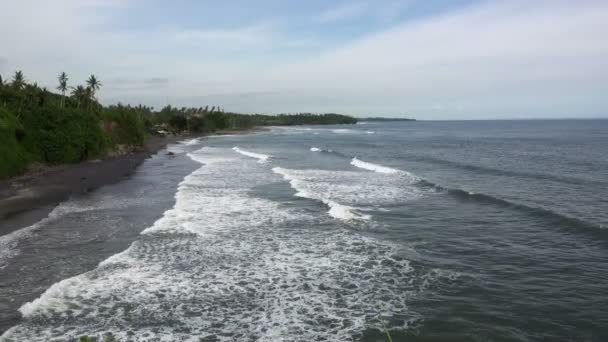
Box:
[360,117,416,122]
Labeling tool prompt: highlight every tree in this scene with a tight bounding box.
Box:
[0,74,4,87]
[85,75,101,110]
[85,74,101,111]
[57,72,68,109]
[12,70,25,90]
[71,85,87,108]
[86,74,102,97]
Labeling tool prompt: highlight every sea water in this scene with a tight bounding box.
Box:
[1,120,607,341]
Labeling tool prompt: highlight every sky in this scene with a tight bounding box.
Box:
[0,0,607,119]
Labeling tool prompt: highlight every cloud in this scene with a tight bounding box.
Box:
[316,2,369,23]
[105,77,170,91]
[0,0,607,118]
[144,77,169,84]
[264,0,608,118]
[172,23,276,47]
[314,1,412,24]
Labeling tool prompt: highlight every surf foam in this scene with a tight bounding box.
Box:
[351,157,400,174]
[271,166,425,221]
[4,146,437,342]
[332,128,355,134]
[232,146,271,163]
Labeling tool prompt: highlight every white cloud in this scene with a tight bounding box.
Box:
[261,0,608,118]
[316,2,369,23]
[0,0,607,118]
[172,23,276,47]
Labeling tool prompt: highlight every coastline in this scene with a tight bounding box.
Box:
[0,127,264,237]
[0,134,197,237]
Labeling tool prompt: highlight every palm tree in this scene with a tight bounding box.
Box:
[57,72,68,109]
[0,74,4,87]
[86,74,101,98]
[12,70,25,90]
[71,85,87,108]
[85,75,101,111]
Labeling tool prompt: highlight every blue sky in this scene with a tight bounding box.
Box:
[0,0,607,119]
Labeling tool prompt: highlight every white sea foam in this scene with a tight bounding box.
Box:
[272,166,424,222]
[0,221,47,270]
[0,202,109,270]
[4,146,438,341]
[366,131,375,134]
[332,128,355,134]
[325,199,371,221]
[351,157,401,174]
[273,167,369,221]
[232,146,271,163]
[180,138,200,146]
[310,147,321,152]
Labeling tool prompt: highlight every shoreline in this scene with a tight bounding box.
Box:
[0,130,257,237]
[0,135,183,236]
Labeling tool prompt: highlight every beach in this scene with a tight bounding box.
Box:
[0,135,187,237]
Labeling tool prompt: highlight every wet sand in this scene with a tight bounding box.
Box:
[0,135,185,236]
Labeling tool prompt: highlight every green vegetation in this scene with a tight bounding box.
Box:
[0,70,357,180]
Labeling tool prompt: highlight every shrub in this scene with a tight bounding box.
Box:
[0,108,29,178]
[21,107,106,164]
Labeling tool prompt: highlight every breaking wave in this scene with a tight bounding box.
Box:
[272,165,425,222]
[4,146,432,341]
[351,158,400,174]
[232,146,271,163]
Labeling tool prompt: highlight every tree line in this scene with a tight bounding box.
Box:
[0,70,356,179]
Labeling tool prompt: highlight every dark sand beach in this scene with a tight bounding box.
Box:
[0,135,184,236]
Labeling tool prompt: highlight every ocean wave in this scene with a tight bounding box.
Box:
[179,138,200,146]
[273,166,425,222]
[5,146,434,341]
[332,128,355,134]
[418,180,604,234]
[413,155,602,186]
[0,201,121,270]
[232,146,271,163]
[273,167,370,221]
[309,147,336,153]
[351,157,401,174]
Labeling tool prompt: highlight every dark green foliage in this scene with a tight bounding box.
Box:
[22,107,105,164]
[207,111,230,129]
[0,108,29,178]
[152,106,357,135]
[169,113,188,132]
[188,115,214,132]
[101,104,147,147]
[0,71,151,179]
[0,70,358,180]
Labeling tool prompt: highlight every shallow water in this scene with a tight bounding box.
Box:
[1,120,608,341]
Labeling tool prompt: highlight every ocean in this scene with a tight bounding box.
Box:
[1,119,607,341]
